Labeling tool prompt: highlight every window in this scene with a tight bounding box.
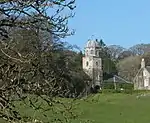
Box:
[96,51,99,56]
[143,71,147,76]
[90,50,94,54]
[144,78,149,87]
[96,62,98,66]
[86,61,89,67]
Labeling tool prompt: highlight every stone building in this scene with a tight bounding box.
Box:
[82,39,103,91]
[134,58,150,90]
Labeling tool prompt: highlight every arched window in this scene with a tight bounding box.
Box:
[96,51,99,56]
[90,50,94,54]
[96,62,98,66]
[86,61,89,67]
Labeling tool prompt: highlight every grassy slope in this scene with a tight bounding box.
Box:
[1,93,150,123]
[76,93,150,123]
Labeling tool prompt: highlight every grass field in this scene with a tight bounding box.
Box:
[76,93,150,123]
[1,92,150,123]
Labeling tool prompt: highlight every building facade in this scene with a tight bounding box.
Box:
[134,58,150,90]
[82,40,103,91]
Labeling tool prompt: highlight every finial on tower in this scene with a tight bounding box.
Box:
[91,35,94,40]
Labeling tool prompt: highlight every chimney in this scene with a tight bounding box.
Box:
[141,58,145,68]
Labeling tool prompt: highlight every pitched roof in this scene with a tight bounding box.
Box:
[104,75,131,83]
[146,66,150,73]
[134,65,150,82]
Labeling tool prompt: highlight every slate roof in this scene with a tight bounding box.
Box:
[104,75,131,83]
[146,66,150,73]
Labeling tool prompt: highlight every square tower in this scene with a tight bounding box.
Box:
[82,40,103,90]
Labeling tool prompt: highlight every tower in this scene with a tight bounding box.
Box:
[82,39,103,91]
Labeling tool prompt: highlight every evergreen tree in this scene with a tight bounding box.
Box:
[96,39,117,80]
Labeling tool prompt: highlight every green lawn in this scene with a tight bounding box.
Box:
[76,93,150,123]
[1,93,150,123]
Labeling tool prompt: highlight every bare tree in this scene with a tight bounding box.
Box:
[142,52,150,66]
[118,50,134,60]
[0,0,75,39]
[129,43,150,56]
[0,1,89,123]
[108,45,125,60]
[117,56,141,82]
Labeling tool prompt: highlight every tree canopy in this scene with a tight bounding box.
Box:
[0,1,90,123]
